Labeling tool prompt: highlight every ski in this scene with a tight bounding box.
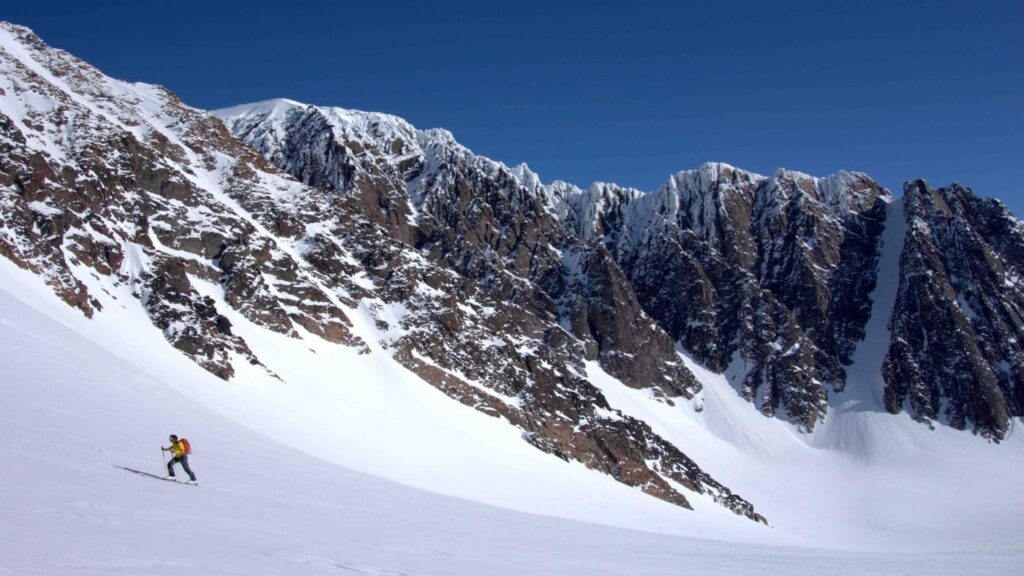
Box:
[116,466,198,486]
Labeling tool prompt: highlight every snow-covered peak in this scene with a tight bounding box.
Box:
[214,98,413,135]
[560,162,764,255]
[763,168,891,214]
[819,169,892,210]
[217,97,572,220]
[548,181,643,241]
[0,20,249,173]
[213,91,891,235]
[214,98,423,162]
[212,97,307,119]
[669,162,768,190]
[511,162,543,193]
[538,160,890,257]
[661,162,765,223]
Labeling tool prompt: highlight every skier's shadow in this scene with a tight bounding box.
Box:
[114,465,172,481]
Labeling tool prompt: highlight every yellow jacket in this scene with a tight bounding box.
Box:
[167,440,186,458]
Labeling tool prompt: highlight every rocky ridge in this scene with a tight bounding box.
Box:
[220,102,896,432]
[548,165,892,430]
[884,180,1024,438]
[219,99,697,397]
[219,97,1024,440]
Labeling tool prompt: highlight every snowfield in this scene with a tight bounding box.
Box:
[1,249,1022,575]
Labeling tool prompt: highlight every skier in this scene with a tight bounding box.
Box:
[162,434,197,485]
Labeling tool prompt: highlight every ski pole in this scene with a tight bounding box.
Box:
[161,447,167,471]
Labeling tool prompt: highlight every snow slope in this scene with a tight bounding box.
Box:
[2,239,1020,576]
[0,251,778,542]
[3,224,1023,574]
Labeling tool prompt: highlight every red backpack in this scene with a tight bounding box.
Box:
[180,438,192,455]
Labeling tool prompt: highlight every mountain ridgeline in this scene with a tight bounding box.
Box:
[1,22,1022,524]
[217,98,1024,440]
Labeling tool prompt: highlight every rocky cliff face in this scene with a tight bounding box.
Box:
[218,99,697,398]
[548,165,891,431]
[0,26,369,382]
[221,100,896,432]
[0,22,764,521]
[884,181,1024,439]
[219,95,1024,440]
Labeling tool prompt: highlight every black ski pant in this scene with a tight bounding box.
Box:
[167,455,196,481]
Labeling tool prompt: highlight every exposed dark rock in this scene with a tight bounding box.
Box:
[0,22,365,378]
[883,180,1024,439]
[555,165,890,430]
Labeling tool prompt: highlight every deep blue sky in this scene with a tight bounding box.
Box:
[7,1,1023,211]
